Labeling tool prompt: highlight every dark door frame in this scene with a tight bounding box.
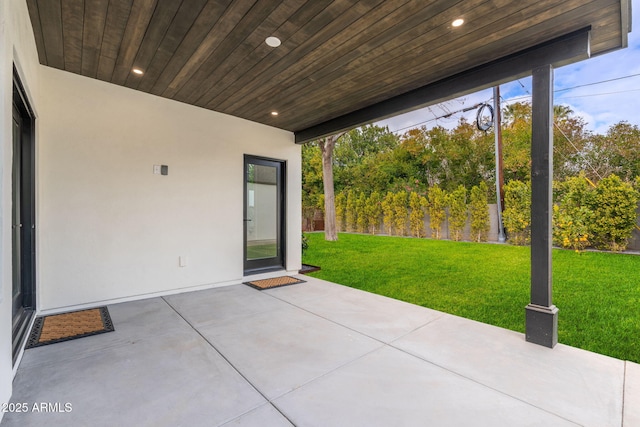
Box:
[12,66,37,365]
[243,155,286,275]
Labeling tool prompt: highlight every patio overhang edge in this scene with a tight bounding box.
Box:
[621,0,632,48]
[294,27,591,144]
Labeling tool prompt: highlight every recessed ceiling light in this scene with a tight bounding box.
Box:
[132,68,144,75]
[265,36,281,48]
[271,111,279,116]
[452,18,464,27]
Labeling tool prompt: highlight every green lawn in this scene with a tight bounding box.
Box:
[302,232,640,363]
[246,242,277,259]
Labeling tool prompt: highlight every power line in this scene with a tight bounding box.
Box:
[386,73,640,135]
[554,72,640,92]
[557,88,640,99]
[388,101,489,134]
[503,88,640,103]
[516,79,603,180]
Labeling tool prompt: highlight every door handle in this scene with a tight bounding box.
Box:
[12,224,23,229]
[243,219,252,222]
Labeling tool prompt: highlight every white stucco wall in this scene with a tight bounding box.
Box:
[0,0,41,412]
[37,66,301,312]
[1,0,301,409]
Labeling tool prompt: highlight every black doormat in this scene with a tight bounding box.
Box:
[244,276,306,290]
[26,307,114,348]
[299,264,321,274]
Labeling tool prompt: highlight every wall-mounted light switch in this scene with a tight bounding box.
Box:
[161,165,168,175]
[179,256,187,267]
[153,165,161,174]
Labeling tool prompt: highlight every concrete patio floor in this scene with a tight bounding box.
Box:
[3,276,638,426]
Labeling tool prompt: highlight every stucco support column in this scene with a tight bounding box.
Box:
[526,64,558,348]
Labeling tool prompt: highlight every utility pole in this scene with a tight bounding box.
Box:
[493,86,506,243]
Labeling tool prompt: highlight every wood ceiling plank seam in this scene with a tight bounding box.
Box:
[189,0,314,108]
[148,0,234,96]
[257,0,520,123]
[37,0,66,69]
[172,0,288,104]
[210,0,385,112]
[160,0,260,99]
[135,0,209,92]
[223,0,418,118]
[111,0,160,85]
[96,0,135,82]
[81,0,110,78]
[124,0,184,89]
[26,0,48,64]
[196,0,336,109]
[60,0,85,74]
[274,0,604,127]
[236,0,469,123]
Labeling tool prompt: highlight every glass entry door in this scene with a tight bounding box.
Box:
[12,71,36,365]
[244,156,285,273]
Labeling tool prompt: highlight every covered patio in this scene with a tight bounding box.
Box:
[4,276,638,426]
[1,0,635,423]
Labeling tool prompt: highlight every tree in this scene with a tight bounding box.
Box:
[333,125,399,193]
[470,182,490,242]
[428,185,447,239]
[382,192,395,235]
[345,189,357,232]
[393,191,409,236]
[409,192,428,237]
[301,143,323,229]
[447,185,468,241]
[318,132,346,241]
[365,191,383,234]
[582,122,640,182]
[335,192,347,232]
[356,192,368,233]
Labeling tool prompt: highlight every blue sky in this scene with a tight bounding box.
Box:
[377,1,640,136]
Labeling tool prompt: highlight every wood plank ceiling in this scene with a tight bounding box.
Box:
[26,0,629,134]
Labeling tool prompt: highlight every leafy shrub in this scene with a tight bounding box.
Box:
[587,174,639,251]
[469,182,490,242]
[409,192,428,237]
[447,185,468,241]
[428,185,447,239]
[365,191,383,234]
[382,192,395,235]
[393,191,409,236]
[553,174,594,251]
[503,180,531,245]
